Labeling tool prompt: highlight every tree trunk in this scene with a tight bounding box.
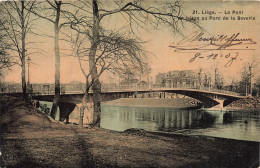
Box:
[89,0,101,127]
[89,48,101,127]
[21,1,27,101]
[92,79,101,127]
[51,2,61,119]
[249,69,252,96]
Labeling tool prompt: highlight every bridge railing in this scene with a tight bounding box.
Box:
[101,84,242,96]
[29,84,242,97]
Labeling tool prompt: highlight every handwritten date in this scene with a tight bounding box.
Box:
[189,52,239,67]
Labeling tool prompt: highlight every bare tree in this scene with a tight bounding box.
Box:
[67,0,196,127]
[27,0,81,118]
[197,68,202,89]
[69,28,149,126]
[203,73,208,88]
[0,17,12,69]
[254,76,260,97]
[214,68,224,90]
[0,18,9,93]
[0,1,35,100]
[241,60,258,96]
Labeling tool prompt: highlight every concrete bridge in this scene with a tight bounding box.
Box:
[33,87,246,109]
[31,87,247,123]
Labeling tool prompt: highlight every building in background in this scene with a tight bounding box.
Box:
[155,70,197,88]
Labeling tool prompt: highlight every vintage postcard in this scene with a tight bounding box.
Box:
[0,0,259,167]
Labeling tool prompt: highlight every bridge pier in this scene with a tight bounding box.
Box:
[67,103,94,125]
[211,99,224,109]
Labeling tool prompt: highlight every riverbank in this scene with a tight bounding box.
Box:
[103,97,200,108]
[0,96,259,168]
[227,97,260,109]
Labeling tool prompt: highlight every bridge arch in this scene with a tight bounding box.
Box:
[33,88,245,109]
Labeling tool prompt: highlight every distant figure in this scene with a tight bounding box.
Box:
[81,94,94,126]
[35,100,39,108]
[28,94,33,105]
[86,100,94,125]
[32,100,40,108]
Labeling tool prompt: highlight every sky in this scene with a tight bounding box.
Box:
[2,0,260,85]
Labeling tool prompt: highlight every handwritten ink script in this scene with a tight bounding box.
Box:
[169,31,257,67]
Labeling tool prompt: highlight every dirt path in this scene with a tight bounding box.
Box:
[0,95,259,168]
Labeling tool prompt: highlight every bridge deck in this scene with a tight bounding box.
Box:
[102,88,246,99]
[29,86,246,100]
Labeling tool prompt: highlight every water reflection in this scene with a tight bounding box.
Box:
[101,106,220,131]
[101,105,260,142]
[223,113,233,124]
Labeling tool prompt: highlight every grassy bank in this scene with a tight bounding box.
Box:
[0,96,259,168]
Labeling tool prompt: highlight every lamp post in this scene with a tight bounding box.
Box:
[27,56,32,94]
[27,56,31,85]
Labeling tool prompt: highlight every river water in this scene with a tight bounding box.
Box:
[100,105,260,142]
